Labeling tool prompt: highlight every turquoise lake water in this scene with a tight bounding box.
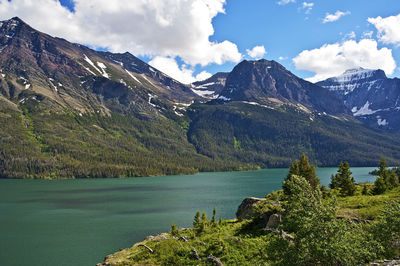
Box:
[0,167,376,266]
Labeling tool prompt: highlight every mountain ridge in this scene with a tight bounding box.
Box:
[0,16,197,118]
[317,67,400,130]
[215,59,350,115]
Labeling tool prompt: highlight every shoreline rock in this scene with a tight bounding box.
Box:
[235,197,267,221]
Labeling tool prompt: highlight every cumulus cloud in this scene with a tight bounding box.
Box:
[277,0,296,5]
[246,45,266,59]
[0,0,242,69]
[149,56,211,84]
[323,10,350,23]
[293,39,396,82]
[368,13,400,45]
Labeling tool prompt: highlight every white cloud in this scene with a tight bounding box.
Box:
[149,56,211,84]
[368,13,400,45]
[323,10,350,23]
[0,0,242,68]
[293,39,396,82]
[301,2,313,14]
[344,31,356,40]
[277,0,296,5]
[195,71,213,82]
[246,45,266,59]
[363,31,373,39]
[278,56,288,61]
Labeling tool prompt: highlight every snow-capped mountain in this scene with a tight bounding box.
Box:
[317,68,400,130]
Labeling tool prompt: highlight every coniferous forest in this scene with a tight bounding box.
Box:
[2,100,400,179]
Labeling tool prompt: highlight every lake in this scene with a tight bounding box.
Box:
[0,167,376,266]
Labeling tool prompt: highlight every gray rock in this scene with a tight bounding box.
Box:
[266,213,281,229]
[236,197,266,221]
[207,254,223,266]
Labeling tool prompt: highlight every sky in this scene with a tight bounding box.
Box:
[1,0,400,84]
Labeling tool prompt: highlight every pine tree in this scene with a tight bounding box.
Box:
[284,154,320,193]
[211,207,216,224]
[329,174,339,189]
[193,210,201,229]
[200,212,208,231]
[287,160,300,178]
[378,156,390,185]
[378,156,388,175]
[330,161,356,196]
[170,223,179,236]
[362,185,369,195]
[388,169,399,189]
[373,176,387,195]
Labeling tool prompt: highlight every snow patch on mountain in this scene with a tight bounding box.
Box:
[191,88,217,98]
[147,93,156,107]
[142,75,156,87]
[377,117,389,126]
[218,95,231,101]
[97,62,109,78]
[84,54,101,75]
[334,68,377,83]
[195,82,215,89]
[125,69,142,84]
[352,101,381,116]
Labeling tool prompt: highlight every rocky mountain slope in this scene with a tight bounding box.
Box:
[0,17,197,117]
[317,68,400,130]
[215,59,350,115]
[191,72,228,99]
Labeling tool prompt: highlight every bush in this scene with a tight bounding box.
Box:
[373,200,400,258]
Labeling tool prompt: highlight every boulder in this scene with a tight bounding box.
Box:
[266,213,281,229]
[236,197,266,221]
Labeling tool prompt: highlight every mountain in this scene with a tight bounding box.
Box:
[191,72,228,99]
[1,17,400,179]
[215,59,350,115]
[0,17,226,178]
[0,17,197,116]
[317,68,400,130]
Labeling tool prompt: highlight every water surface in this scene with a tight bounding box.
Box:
[0,167,375,266]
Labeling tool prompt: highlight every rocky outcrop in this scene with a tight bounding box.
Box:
[369,259,400,266]
[207,254,224,266]
[236,197,267,221]
[265,213,281,229]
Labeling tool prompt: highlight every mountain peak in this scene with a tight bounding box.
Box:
[1,16,26,27]
[334,68,387,83]
[9,16,23,22]
[216,58,349,115]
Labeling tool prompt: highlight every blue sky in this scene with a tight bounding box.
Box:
[2,0,400,83]
[205,0,400,80]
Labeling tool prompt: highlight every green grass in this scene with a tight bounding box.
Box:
[337,186,400,220]
[104,220,273,266]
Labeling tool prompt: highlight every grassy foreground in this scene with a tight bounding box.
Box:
[100,185,400,266]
